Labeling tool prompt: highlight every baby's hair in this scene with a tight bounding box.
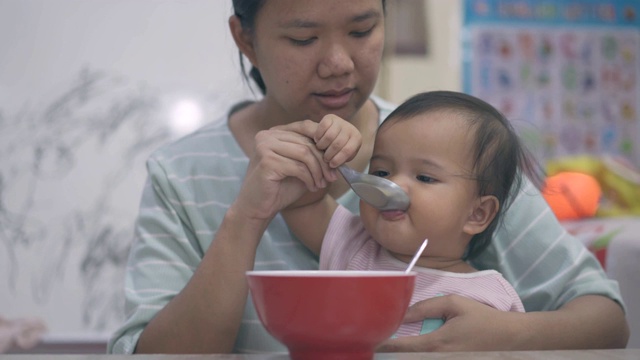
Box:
[380,91,541,260]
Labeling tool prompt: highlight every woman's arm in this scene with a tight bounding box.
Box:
[378,294,629,352]
[135,203,270,353]
[281,194,338,255]
[134,122,337,353]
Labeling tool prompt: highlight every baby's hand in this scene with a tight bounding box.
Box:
[314,114,362,169]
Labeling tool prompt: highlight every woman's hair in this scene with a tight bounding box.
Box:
[232,0,267,93]
[380,91,541,260]
[232,0,386,95]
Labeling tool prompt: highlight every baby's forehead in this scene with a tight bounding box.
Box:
[383,107,475,125]
[374,114,479,158]
[378,109,478,138]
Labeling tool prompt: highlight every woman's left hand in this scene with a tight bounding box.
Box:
[377,294,520,352]
[377,294,629,352]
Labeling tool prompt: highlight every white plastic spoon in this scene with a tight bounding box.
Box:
[405,239,428,274]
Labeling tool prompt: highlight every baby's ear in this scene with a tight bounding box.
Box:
[463,195,499,235]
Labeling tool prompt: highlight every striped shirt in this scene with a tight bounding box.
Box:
[108,95,623,354]
[320,205,525,337]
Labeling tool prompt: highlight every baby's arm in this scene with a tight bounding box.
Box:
[281,194,338,255]
[281,115,361,255]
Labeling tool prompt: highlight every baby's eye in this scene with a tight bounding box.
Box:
[417,175,436,183]
[370,170,389,177]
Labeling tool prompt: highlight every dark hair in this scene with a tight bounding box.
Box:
[380,91,541,260]
[232,0,386,95]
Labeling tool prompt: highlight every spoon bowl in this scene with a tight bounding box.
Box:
[338,165,410,211]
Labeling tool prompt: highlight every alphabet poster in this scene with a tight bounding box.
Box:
[463,0,640,166]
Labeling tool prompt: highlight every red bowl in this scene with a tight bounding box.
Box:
[246,270,416,360]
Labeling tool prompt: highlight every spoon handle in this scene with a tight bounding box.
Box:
[405,239,428,274]
[337,165,358,183]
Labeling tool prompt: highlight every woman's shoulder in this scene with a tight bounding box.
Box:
[142,109,250,184]
[149,112,244,163]
[370,95,397,123]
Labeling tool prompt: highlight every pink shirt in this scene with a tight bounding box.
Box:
[320,205,525,337]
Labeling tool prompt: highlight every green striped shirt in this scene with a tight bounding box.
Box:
[108,96,623,354]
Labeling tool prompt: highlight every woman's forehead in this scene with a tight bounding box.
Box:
[259,0,384,27]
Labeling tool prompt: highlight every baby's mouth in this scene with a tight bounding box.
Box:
[380,210,406,221]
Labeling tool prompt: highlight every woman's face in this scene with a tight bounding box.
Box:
[249,0,385,123]
[360,111,484,265]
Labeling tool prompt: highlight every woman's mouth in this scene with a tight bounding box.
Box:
[314,88,354,109]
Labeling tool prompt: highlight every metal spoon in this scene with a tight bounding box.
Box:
[338,165,410,211]
[405,239,428,274]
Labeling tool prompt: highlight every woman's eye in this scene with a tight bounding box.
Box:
[417,175,436,183]
[289,37,315,46]
[351,27,374,38]
[370,170,389,177]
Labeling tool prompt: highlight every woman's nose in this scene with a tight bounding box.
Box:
[317,43,354,78]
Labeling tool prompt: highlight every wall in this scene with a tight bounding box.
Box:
[0,0,249,351]
[376,0,463,104]
[0,0,459,352]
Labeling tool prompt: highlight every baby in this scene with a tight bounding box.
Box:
[282,91,539,336]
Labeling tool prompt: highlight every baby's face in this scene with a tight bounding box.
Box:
[360,110,482,266]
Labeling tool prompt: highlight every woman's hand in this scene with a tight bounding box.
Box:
[233,120,329,221]
[377,294,629,352]
[283,114,363,210]
[378,294,521,352]
[233,115,362,220]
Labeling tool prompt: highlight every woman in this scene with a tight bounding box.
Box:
[108,0,629,354]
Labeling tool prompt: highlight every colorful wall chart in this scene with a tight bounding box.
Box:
[463,0,640,166]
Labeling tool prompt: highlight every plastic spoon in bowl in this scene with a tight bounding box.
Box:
[405,239,428,274]
[338,165,410,211]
